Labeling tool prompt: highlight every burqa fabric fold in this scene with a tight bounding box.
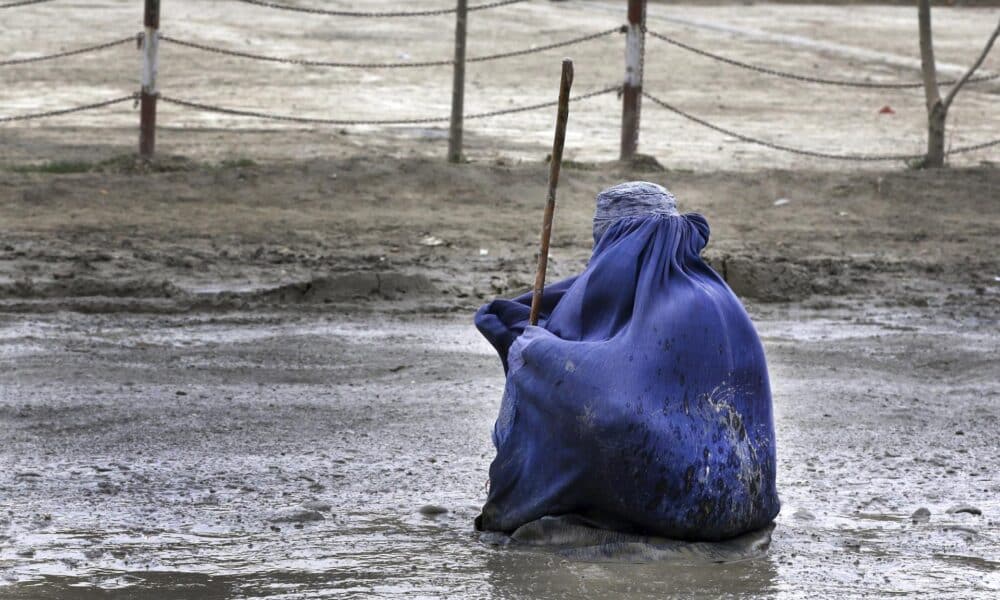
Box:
[474,183,779,542]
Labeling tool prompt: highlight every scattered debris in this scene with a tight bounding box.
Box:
[773,198,791,207]
[947,505,982,516]
[792,508,816,521]
[419,235,445,247]
[911,507,931,523]
[194,493,220,506]
[267,508,325,523]
[301,500,333,513]
[418,504,448,516]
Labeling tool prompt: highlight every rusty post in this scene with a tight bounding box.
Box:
[529,59,574,327]
[447,0,468,163]
[139,0,160,159]
[620,0,645,160]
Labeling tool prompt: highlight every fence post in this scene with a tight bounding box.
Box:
[139,0,160,159]
[448,0,467,163]
[620,0,645,160]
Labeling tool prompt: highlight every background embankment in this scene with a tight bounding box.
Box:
[1,157,997,315]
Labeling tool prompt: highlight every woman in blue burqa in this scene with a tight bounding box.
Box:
[474,182,779,543]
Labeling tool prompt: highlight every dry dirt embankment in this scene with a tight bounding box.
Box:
[0,156,997,316]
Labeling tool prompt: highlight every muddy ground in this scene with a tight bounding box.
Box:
[0,157,998,599]
[0,304,996,599]
[0,157,998,313]
[2,1,1000,598]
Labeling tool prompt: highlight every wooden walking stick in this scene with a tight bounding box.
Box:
[529,59,574,326]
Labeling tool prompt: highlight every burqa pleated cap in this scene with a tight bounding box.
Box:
[593,181,679,244]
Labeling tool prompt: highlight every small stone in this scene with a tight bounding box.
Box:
[418,235,445,247]
[195,493,220,506]
[96,481,119,495]
[267,508,325,523]
[792,508,816,521]
[911,507,931,523]
[947,505,982,516]
[418,504,448,516]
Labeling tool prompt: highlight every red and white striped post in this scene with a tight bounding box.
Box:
[139,0,160,159]
[620,0,645,160]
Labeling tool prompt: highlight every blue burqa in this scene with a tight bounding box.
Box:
[474,182,779,542]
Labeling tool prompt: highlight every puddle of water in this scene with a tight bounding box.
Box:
[3,310,999,598]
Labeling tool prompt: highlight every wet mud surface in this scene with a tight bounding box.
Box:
[2,303,999,598]
[2,1,1000,596]
[1,158,998,315]
[0,157,997,597]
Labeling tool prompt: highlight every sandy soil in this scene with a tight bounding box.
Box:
[1,1,998,168]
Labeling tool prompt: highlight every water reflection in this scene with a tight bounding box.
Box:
[480,525,779,599]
